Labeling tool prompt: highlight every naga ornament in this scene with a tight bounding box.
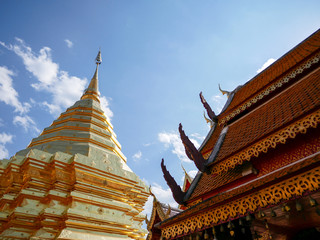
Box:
[218,84,231,98]
[179,123,207,172]
[200,92,218,123]
[161,159,185,205]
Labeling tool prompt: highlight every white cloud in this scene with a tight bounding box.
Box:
[143,142,153,147]
[190,133,205,142]
[132,151,142,161]
[158,131,201,163]
[100,96,113,120]
[0,65,39,132]
[64,39,73,48]
[0,145,10,159]
[0,66,31,114]
[0,132,13,159]
[142,195,154,218]
[13,115,40,133]
[257,58,276,73]
[211,95,225,114]
[1,38,88,116]
[151,183,178,208]
[188,170,198,179]
[0,133,13,145]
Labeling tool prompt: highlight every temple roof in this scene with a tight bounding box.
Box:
[200,29,320,158]
[186,29,320,202]
[146,196,182,240]
[219,29,320,125]
[215,67,320,164]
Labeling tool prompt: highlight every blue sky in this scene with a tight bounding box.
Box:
[0,1,320,216]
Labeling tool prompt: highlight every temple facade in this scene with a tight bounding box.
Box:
[0,51,149,239]
[146,168,193,240]
[157,29,320,240]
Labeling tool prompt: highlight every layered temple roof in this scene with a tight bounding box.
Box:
[146,195,182,240]
[158,29,320,239]
[200,30,320,158]
[0,51,149,239]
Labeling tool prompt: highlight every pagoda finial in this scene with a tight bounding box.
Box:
[81,50,102,102]
[96,48,102,64]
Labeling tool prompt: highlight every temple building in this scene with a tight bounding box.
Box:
[146,168,193,240]
[146,192,182,240]
[157,29,320,240]
[0,51,149,239]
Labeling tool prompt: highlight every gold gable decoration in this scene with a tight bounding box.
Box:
[219,52,320,126]
[162,163,320,238]
[211,109,320,175]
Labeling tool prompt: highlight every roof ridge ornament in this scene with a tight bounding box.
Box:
[181,164,189,177]
[165,205,172,219]
[200,92,218,123]
[161,159,186,205]
[181,164,194,183]
[218,84,231,98]
[203,111,214,128]
[179,123,207,173]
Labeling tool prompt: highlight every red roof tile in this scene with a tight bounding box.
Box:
[189,165,243,200]
[215,67,320,163]
[220,29,320,123]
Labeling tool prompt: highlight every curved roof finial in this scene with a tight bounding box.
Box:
[203,111,214,128]
[181,164,193,183]
[219,84,231,98]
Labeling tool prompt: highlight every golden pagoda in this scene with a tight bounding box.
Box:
[0,51,149,239]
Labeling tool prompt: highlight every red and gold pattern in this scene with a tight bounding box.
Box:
[219,52,320,126]
[211,109,320,175]
[162,164,320,239]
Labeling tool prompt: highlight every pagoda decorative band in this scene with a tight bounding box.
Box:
[162,165,320,239]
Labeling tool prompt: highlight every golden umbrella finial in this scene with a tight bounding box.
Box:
[95,48,102,64]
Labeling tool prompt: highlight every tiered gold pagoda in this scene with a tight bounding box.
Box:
[0,51,149,239]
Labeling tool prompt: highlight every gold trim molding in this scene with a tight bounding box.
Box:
[162,165,320,239]
[211,109,320,175]
[219,53,320,126]
[187,198,202,208]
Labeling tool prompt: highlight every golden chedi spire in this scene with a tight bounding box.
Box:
[23,49,129,162]
[81,50,102,102]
